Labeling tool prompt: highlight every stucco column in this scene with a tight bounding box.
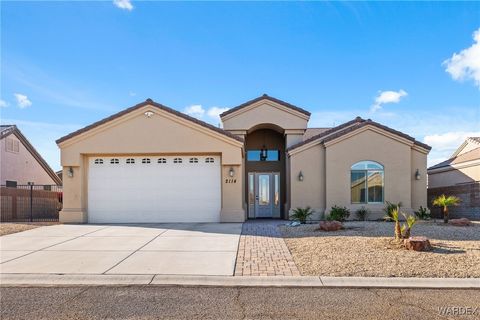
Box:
[220,164,246,222]
[59,160,88,223]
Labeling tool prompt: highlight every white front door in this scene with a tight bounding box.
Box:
[87,156,221,223]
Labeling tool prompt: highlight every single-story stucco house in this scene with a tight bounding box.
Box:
[56,95,431,223]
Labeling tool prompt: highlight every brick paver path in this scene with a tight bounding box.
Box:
[234,220,300,276]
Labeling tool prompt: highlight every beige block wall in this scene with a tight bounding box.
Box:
[289,144,326,220]
[0,134,58,185]
[428,164,480,188]
[59,105,245,223]
[325,130,413,219]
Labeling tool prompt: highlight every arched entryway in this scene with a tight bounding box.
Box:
[245,124,286,219]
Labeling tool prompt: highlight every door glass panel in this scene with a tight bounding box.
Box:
[274,174,279,207]
[258,175,270,205]
[248,174,254,205]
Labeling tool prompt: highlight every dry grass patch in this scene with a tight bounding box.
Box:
[0,222,58,236]
[280,221,480,278]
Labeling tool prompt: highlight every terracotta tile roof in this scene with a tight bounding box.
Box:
[428,147,480,170]
[287,117,431,152]
[303,128,330,140]
[56,99,244,145]
[1,125,62,185]
[220,94,311,118]
[469,137,480,144]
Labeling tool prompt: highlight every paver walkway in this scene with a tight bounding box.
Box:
[234,220,300,276]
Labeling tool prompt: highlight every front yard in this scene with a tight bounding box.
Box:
[280,221,480,278]
[0,222,59,236]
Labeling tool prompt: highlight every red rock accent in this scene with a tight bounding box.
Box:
[404,236,432,251]
[449,218,472,226]
[319,221,343,231]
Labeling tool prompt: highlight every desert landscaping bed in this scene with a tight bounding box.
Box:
[279,221,480,278]
[0,222,59,236]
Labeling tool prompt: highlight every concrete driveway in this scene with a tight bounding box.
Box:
[0,223,242,276]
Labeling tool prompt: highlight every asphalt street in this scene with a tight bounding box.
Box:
[1,286,479,319]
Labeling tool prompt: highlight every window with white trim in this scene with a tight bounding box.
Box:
[94,159,103,164]
[158,158,167,164]
[205,157,214,163]
[126,158,135,164]
[110,158,119,164]
[351,161,384,204]
[173,158,182,164]
[142,158,151,164]
[189,157,199,163]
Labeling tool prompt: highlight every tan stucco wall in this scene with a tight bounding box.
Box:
[289,144,325,220]
[428,164,480,188]
[0,134,57,185]
[58,105,245,223]
[289,127,429,220]
[222,101,308,132]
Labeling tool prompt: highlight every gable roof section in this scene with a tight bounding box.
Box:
[1,125,62,185]
[56,99,244,145]
[220,94,311,118]
[428,145,480,171]
[287,117,431,153]
[451,137,480,158]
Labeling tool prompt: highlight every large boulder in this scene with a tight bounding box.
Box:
[449,218,472,226]
[404,236,432,251]
[319,221,343,231]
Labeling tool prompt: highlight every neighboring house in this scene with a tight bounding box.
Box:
[0,125,62,186]
[427,137,480,219]
[56,95,430,223]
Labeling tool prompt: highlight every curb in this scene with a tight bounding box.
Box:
[1,274,479,288]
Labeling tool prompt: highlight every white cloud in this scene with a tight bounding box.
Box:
[129,91,136,97]
[14,93,32,109]
[443,27,480,89]
[0,99,8,108]
[370,89,408,112]
[424,131,480,152]
[207,107,229,119]
[113,0,133,11]
[184,105,205,118]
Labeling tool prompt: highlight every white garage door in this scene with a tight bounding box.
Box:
[87,156,221,223]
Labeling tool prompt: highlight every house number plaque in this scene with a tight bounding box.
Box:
[225,179,237,184]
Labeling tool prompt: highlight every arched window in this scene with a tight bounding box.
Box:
[158,158,167,164]
[110,158,119,164]
[189,158,198,163]
[142,158,151,164]
[173,158,182,164]
[351,161,384,204]
[126,158,135,164]
[205,157,214,163]
[94,159,103,164]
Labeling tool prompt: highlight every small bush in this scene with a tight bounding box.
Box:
[291,207,314,224]
[327,206,350,222]
[414,206,431,220]
[384,201,402,221]
[355,206,370,221]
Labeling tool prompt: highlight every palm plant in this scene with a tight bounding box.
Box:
[432,195,461,223]
[391,208,402,240]
[402,214,417,239]
[291,207,314,224]
[384,201,402,221]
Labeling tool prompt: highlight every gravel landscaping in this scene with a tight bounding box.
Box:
[280,221,480,278]
[0,222,58,236]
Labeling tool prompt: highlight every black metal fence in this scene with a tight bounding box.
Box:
[0,185,62,222]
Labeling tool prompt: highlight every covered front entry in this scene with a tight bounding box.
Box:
[248,172,281,218]
[87,155,221,223]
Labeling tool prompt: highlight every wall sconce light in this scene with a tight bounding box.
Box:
[67,167,74,178]
[415,169,421,180]
[298,171,304,182]
[229,167,235,177]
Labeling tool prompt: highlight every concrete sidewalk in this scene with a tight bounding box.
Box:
[1,274,479,289]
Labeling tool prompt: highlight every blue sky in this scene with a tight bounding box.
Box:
[1,1,479,171]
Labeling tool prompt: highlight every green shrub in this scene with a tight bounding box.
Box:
[327,206,350,222]
[414,206,431,220]
[291,207,314,224]
[384,201,402,221]
[355,206,370,221]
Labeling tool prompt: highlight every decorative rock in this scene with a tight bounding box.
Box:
[319,221,343,231]
[404,236,432,251]
[449,218,472,226]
